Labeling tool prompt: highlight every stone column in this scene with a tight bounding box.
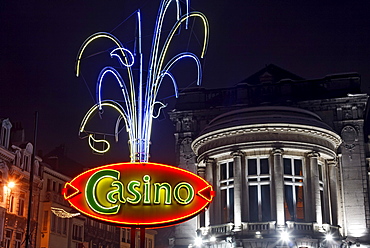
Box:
[231,151,244,232]
[327,158,338,226]
[272,148,285,229]
[204,158,215,227]
[308,151,322,226]
[197,162,206,229]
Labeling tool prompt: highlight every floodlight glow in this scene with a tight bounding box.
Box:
[75,0,209,162]
[195,237,203,246]
[210,236,216,242]
[7,182,15,189]
[325,233,333,241]
[280,231,289,242]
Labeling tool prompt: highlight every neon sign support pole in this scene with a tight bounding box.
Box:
[25,111,38,248]
[76,0,209,163]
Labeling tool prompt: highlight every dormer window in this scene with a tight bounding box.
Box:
[1,119,12,149]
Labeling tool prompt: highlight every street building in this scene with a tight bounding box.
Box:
[169,64,370,248]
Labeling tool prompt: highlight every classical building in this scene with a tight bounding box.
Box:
[169,64,370,248]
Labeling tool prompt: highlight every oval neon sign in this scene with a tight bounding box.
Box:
[63,162,214,227]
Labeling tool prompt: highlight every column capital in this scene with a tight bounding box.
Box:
[230,150,244,158]
[271,148,284,155]
[203,157,215,164]
[307,151,320,158]
[197,165,206,174]
[327,158,338,167]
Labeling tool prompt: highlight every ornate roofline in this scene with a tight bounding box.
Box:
[192,123,342,155]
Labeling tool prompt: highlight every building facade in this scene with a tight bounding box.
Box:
[169,65,370,248]
[0,119,42,248]
[0,119,156,248]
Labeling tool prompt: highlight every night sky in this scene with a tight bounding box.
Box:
[1,0,370,168]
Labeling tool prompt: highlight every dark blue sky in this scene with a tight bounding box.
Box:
[1,0,370,167]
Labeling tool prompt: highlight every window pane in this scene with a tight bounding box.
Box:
[284,185,294,221]
[229,162,234,178]
[260,159,269,174]
[296,185,304,220]
[221,190,227,222]
[248,159,257,175]
[294,159,303,176]
[248,186,258,221]
[318,164,323,181]
[229,188,234,222]
[261,185,271,221]
[283,158,292,175]
[220,163,227,180]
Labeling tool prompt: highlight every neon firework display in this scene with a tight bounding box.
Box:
[63,162,215,227]
[75,0,209,162]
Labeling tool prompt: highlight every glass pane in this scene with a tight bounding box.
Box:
[294,159,303,176]
[284,185,294,221]
[284,158,292,175]
[221,190,228,223]
[229,162,234,178]
[248,186,258,222]
[296,185,305,221]
[320,190,325,222]
[260,158,269,174]
[248,159,257,175]
[261,185,271,221]
[318,164,323,181]
[229,188,234,222]
[220,163,227,180]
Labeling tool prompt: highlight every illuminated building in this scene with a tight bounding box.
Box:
[0,120,157,248]
[0,119,42,248]
[169,64,370,248]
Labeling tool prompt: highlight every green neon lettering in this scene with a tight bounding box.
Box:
[153,183,172,204]
[126,181,141,204]
[85,169,120,214]
[143,175,151,204]
[107,181,126,204]
[174,182,194,205]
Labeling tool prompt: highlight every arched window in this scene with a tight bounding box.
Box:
[0,119,12,149]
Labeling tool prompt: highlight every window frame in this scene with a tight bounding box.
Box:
[283,156,305,222]
[245,156,271,222]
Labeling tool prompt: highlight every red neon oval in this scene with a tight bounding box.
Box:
[63,162,214,228]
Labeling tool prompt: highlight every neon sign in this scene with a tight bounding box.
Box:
[76,0,209,162]
[63,162,214,227]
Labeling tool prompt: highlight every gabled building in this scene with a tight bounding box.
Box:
[169,64,370,248]
[0,119,42,248]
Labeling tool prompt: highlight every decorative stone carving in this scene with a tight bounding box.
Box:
[341,125,358,149]
[180,137,195,161]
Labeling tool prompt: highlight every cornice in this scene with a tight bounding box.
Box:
[0,146,15,162]
[44,166,71,181]
[192,123,342,156]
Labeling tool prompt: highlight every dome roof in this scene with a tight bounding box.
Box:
[200,106,334,135]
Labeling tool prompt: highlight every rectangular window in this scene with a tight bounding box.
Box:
[63,218,67,235]
[4,229,12,248]
[247,157,271,222]
[43,211,48,231]
[122,228,126,242]
[72,224,83,241]
[15,232,22,248]
[51,213,56,232]
[18,193,25,216]
[220,161,234,223]
[9,195,14,212]
[283,158,304,221]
